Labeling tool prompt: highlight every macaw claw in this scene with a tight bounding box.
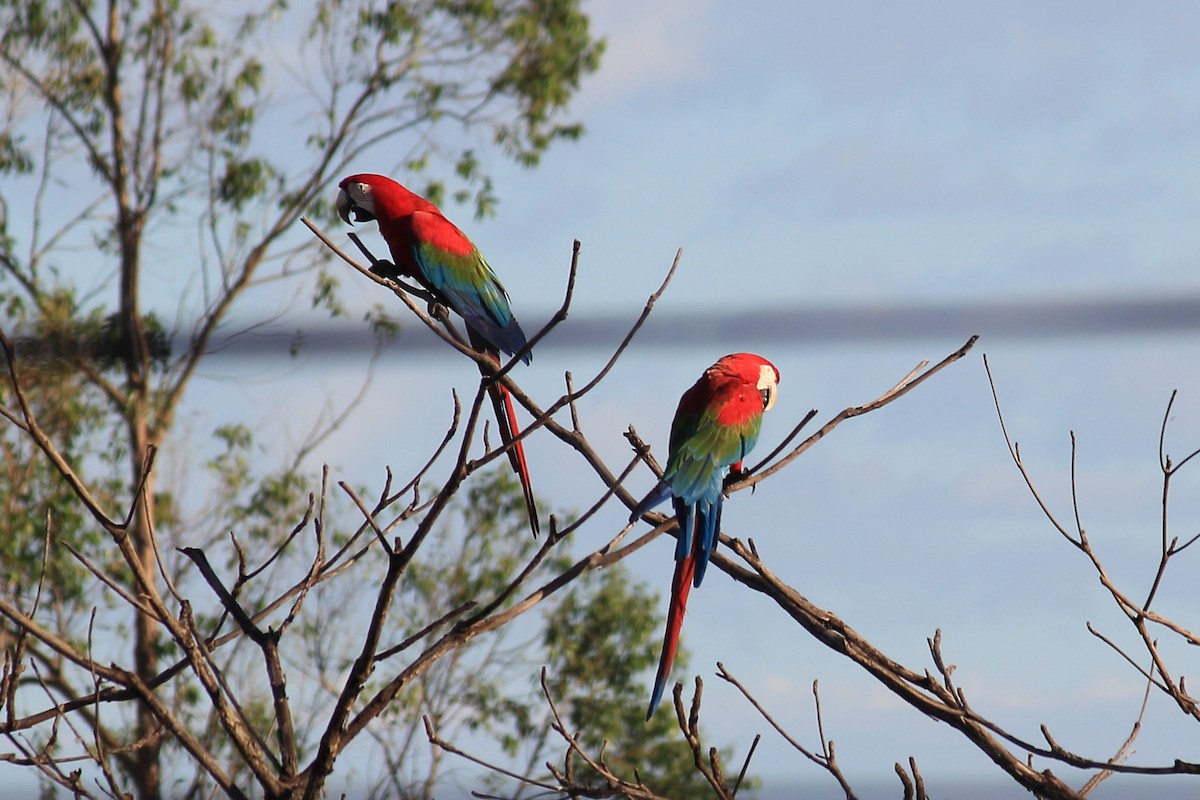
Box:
[368,259,402,280]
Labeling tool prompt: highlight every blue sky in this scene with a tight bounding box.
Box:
[7,1,1200,796]
[232,1,1200,793]
[299,2,1200,792]
[479,1,1200,313]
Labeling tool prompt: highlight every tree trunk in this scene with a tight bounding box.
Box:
[129,421,162,800]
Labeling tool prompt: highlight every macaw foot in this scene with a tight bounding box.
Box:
[427,300,449,320]
[723,465,753,494]
[369,259,402,280]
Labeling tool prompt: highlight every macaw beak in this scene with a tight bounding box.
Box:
[757,365,779,412]
[335,189,356,225]
[760,386,777,411]
[336,188,376,225]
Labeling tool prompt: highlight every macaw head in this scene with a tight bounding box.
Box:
[336,174,386,225]
[716,352,780,412]
[337,173,438,227]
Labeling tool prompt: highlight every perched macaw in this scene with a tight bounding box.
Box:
[631,352,780,719]
[336,173,539,536]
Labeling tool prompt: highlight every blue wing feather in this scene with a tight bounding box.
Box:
[692,494,723,586]
[630,480,672,521]
[673,496,693,562]
[411,239,531,363]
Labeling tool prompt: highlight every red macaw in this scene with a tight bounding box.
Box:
[631,352,780,719]
[336,173,539,536]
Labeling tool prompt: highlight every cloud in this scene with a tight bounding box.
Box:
[954,670,1145,712]
[579,0,715,106]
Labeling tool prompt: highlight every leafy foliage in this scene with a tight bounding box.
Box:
[543,566,734,797]
[0,0,606,796]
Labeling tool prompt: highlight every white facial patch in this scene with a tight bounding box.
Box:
[757,364,778,411]
[349,182,374,211]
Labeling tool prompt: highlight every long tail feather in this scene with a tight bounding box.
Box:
[629,480,672,522]
[486,379,539,536]
[692,495,723,588]
[475,345,537,537]
[468,332,538,536]
[646,553,697,720]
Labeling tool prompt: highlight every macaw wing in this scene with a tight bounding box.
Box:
[665,406,763,584]
[410,211,530,361]
[667,407,759,505]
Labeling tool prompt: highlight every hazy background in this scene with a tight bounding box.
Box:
[11,1,1200,797]
[245,1,1200,794]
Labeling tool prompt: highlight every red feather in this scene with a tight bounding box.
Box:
[647,551,696,720]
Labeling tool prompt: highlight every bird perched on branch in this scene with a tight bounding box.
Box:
[631,352,780,719]
[336,173,539,536]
